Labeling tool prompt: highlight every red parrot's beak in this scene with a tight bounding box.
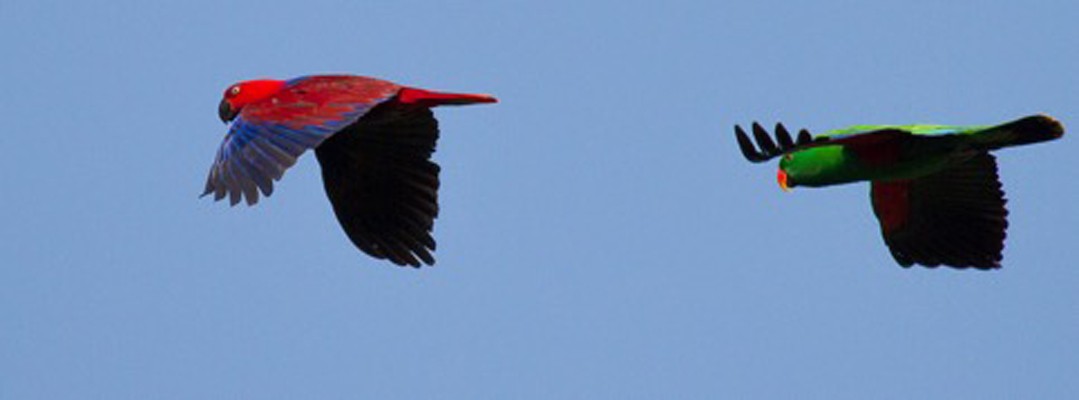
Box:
[218,99,237,123]
[777,169,791,192]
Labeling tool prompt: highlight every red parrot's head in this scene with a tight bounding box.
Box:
[218,79,287,123]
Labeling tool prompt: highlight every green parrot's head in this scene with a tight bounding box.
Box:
[777,145,848,190]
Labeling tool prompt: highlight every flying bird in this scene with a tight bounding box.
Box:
[203,75,497,267]
[734,115,1063,270]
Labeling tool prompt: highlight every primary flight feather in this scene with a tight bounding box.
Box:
[734,115,1063,270]
[203,75,497,268]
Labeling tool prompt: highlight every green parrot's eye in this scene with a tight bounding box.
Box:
[782,154,793,161]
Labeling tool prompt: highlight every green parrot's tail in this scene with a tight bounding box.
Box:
[972,114,1064,150]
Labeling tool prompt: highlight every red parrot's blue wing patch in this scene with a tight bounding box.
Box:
[202,76,402,205]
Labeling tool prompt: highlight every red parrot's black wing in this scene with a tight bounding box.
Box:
[870,152,1008,269]
[314,102,440,267]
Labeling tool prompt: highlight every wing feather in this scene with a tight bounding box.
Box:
[314,102,442,267]
[202,76,402,205]
[871,152,1008,269]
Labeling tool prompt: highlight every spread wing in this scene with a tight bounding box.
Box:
[202,76,401,205]
[734,122,926,164]
[871,152,1008,269]
[314,102,441,267]
[734,122,816,162]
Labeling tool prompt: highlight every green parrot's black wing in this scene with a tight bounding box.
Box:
[870,152,1007,269]
[735,122,816,162]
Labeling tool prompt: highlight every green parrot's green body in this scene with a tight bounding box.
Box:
[736,115,1063,270]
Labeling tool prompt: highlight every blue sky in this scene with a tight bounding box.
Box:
[2,0,1077,398]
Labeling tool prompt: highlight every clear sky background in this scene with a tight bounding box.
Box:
[2,0,1078,398]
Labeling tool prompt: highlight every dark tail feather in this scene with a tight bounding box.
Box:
[973,114,1064,150]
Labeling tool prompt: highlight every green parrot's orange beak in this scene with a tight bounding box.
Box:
[777,169,791,192]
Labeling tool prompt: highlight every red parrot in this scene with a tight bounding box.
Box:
[203,75,497,267]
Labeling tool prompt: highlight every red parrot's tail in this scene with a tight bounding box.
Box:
[397,88,498,107]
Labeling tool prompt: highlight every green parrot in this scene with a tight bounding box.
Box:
[735,114,1064,270]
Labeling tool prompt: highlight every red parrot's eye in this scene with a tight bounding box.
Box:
[229,86,241,97]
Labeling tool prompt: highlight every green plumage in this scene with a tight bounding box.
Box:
[779,115,1062,187]
[735,114,1063,270]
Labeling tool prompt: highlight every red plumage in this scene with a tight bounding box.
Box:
[205,74,497,267]
[237,76,402,129]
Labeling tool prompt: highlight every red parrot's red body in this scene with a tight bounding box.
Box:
[204,75,496,267]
